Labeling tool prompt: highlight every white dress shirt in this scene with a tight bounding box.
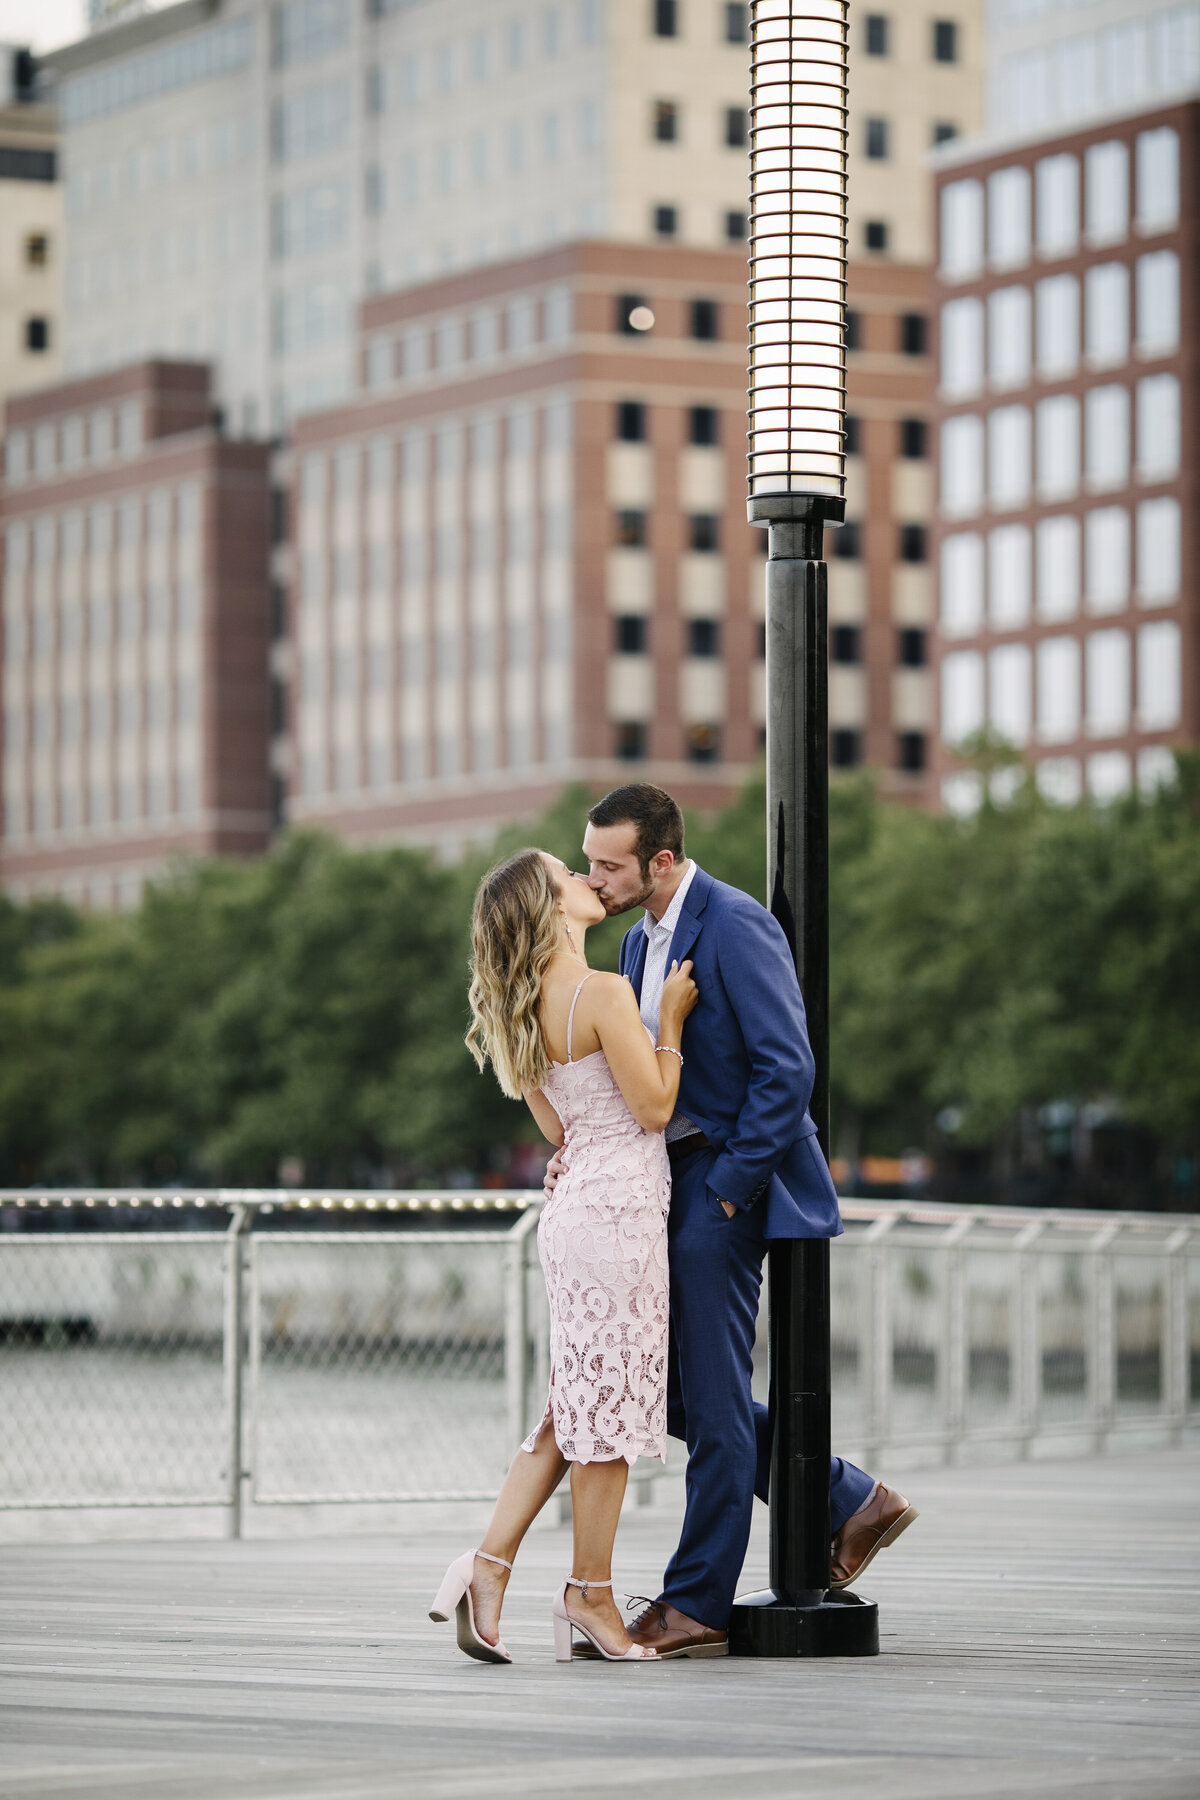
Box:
[638,860,701,1143]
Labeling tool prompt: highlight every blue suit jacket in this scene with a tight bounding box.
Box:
[619,865,843,1242]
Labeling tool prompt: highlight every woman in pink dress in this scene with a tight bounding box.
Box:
[430,848,697,1664]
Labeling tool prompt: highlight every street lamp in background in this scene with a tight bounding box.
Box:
[728,0,879,1658]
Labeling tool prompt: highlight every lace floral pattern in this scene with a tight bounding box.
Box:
[521,1000,671,1466]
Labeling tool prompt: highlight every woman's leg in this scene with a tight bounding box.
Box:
[564,1456,634,1653]
[470,1413,568,1645]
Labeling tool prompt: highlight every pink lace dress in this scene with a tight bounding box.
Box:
[520,974,671,1466]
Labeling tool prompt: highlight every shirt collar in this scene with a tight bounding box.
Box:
[642,859,698,940]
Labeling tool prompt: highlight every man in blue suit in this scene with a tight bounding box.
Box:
[568,783,918,1657]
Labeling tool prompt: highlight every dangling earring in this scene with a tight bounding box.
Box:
[564,919,577,952]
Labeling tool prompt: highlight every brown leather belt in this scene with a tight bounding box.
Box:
[667,1132,712,1166]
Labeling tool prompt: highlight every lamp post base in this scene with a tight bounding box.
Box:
[728,1587,879,1658]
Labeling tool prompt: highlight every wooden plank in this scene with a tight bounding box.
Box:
[1,1446,1198,1800]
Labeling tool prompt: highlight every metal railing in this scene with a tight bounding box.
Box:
[1,1190,1197,1534]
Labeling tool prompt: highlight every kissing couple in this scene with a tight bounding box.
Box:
[431,782,917,1664]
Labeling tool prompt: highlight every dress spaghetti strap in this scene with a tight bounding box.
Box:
[565,972,594,1064]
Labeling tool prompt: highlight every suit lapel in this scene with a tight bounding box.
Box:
[666,864,712,966]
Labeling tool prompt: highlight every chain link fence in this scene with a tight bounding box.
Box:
[1,1192,1197,1532]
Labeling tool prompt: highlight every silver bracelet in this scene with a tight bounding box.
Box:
[654,1044,683,1065]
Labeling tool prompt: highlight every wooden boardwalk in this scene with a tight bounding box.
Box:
[2,1447,1198,1800]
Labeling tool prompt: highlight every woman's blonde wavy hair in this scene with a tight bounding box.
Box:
[466,848,562,1100]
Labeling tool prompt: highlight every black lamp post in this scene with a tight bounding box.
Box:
[728,0,879,1660]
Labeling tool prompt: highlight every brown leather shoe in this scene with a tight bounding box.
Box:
[829,1483,919,1590]
[575,1597,728,1660]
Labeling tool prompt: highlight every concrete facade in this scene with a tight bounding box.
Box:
[930,98,1197,811]
[1,361,273,905]
[0,96,62,405]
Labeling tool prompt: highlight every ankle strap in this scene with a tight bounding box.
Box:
[475,1549,513,1571]
[566,1575,611,1596]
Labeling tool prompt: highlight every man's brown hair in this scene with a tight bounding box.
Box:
[587,783,685,876]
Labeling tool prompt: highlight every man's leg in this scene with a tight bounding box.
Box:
[660,1151,765,1631]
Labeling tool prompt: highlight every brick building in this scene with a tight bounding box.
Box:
[284,238,935,852]
[930,98,1196,809]
[1,361,273,905]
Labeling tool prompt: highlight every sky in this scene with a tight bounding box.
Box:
[2,0,87,53]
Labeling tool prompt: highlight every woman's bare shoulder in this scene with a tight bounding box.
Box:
[582,970,638,1013]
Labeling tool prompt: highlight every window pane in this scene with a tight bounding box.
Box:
[988,405,1031,509]
[1084,141,1128,245]
[1036,757,1082,805]
[1036,395,1079,500]
[1084,507,1130,615]
[988,523,1031,629]
[941,649,984,743]
[1137,620,1181,728]
[1084,385,1129,490]
[1087,750,1131,801]
[940,415,984,516]
[989,642,1031,746]
[941,297,984,396]
[1136,497,1180,604]
[1084,263,1129,367]
[940,532,984,636]
[987,287,1031,388]
[940,179,983,281]
[1035,153,1079,258]
[1085,629,1130,737]
[1035,274,1078,377]
[1135,127,1178,233]
[1135,251,1179,356]
[1135,374,1180,480]
[1036,516,1080,622]
[988,167,1031,269]
[1036,636,1081,743]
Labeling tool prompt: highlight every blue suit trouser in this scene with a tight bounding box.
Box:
[660,1150,875,1631]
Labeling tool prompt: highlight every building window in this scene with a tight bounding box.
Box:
[989,643,1031,748]
[1137,621,1181,730]
[900,312,927,355]
[1084,263,1129,368]
[724,105,747,149]
[942,649,985,744]
[691,297,719,340]
[831,729,861,769]
[988,286,1032,388]
[653,204,678,237]
[834,520,861,559]
[725,209,747,241]
[1135,374,1180,481]
[1085,629,1131,738]
[1084,141,1128,247]
[688,618,720,657]
[654,99,679,142]
[898,731,926,773]
[25,233,48,267]
[988,523,1032,629]
[864,220,888,252]
[617,400,647,441]
[687,723,721,762]
[844,309,861,350]
[1136,251,1180,357]
[844,415,862,455]
[616,508,648,546]
[988,167,1031,269]
[940,416,984,518]
[689,513,720,551]
[1036,516,1081,622]
[615,614,647,653]
[617,293,651,333]
[1084,385,1130,491]
[941,296,984,395]
[865,118,889,160]
[899,524,927,563]
[989,405,1032,510]
[1084,507,1130,616]
[1035,153,1079,259]
[932,122,957,146]
[689,405,719,445]
[653,0,677,38]
[616,720,647,759]
[831,624,861,664]
[900,418,927,459]
[864,14,889,55]
[941,178,984,281]
[1136,497,1180,604]
[25,317,50,352]
[898,627,926,667]
[1036,636,1081,743]
[932,19,958,62]
[1135,127,1179,235]
[724,4,747,43]
[1035,274,1079,378]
